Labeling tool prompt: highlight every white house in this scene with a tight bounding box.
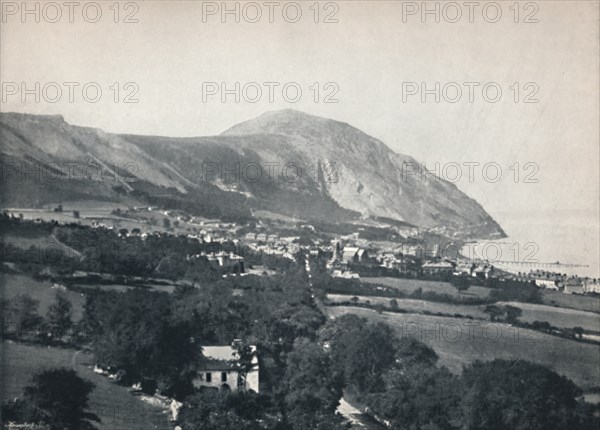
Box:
[194,344,259,393]
[584,279,600,294]
[534,278,559,290]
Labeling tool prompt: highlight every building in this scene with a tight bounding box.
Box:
[584,279,600,294]
[188,251,245,272]
[563,279,585,294]
[472,265,494,280]
[341,246,369,264]
[342,246,360,263]
[534,278,559,290]
[194,344,259,393]
[256,233,268,242]
[332,269,360,279]
[421,261,454,276]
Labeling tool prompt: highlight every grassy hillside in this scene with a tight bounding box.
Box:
[1,341,172,430]
[361,277,494,299]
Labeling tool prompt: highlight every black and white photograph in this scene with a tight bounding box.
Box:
[1,1,599,429]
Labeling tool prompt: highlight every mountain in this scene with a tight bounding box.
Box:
[0,110,505,239]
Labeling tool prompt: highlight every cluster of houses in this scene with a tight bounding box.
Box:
[187,251,245,272]
[324,240,427,278]
[58,207,600,296]
[243,233,300,261]
[517,270,600,295]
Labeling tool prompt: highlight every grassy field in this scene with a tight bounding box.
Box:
[327,294,487,319]
[1,341,172,430]
[327,294,600,333]
[3,232,81,257]
[497,301,600,332]
[2,273,85,321]
[4,204,211,239]
[361,277,493,299]
[362,277,600,315]
[74,283,176,294]
[541,289,600,313]
[325,306,600,392]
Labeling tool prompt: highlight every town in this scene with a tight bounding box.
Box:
[2,203,599,430]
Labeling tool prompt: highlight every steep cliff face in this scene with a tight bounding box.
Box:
[0,110,505,239]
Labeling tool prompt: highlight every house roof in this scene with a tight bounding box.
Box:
[422,261,454,269]
[199,345,259,371]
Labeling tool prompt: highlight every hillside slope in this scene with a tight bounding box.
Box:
[0,110,505,239]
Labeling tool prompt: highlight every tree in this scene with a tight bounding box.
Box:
[460,360,597,430]
[389,298,399,311]
[72,210,80,219]
[10,294,43,338]
[22,368,98,430]
[1,298,10,334]
[46,291,73,340]
[368,363,460,430]
[451,275,470,294]
[83,289,197,394]
[178,389,281,430]
[334,321,398,393]
[504,305,522,324]
[281,339,345,430]
[163,218,171,228]
[483,304,504,322]
[233,342,257,391]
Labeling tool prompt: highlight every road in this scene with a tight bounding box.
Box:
[337,398,387,429]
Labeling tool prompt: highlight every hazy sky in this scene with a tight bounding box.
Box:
[1,0,599,223]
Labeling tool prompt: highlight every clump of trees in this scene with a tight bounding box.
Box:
[483,304,523,323]
[323,315,600,430]
[2,292,73,344]
[2,368,99,430]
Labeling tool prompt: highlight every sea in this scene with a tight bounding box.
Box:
[462,209,600,279]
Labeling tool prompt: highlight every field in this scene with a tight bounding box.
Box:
[541,289,600,313]
[361,277,493,299]
[327,294,487,319]
[74,283,176,294]
[2,273,85,321]
[3,232,82,259]
[4,203,215,237]
[362,277,600,314]
[1,341,172,430]
[325,306,600,392]
[326,294,600,333]
[497,301,600,332]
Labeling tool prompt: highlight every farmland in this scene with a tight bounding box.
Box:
[1,341,172,430]
[540,289,600,313]
[361,277,493,299]
[325,306,600,392]
[74,283,176,294]
[327,294,487,319]
[1,273,85,321]
[497,301,600,333]
[326,294,600,333]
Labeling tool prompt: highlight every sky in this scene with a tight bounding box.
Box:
[1,0,599,227]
